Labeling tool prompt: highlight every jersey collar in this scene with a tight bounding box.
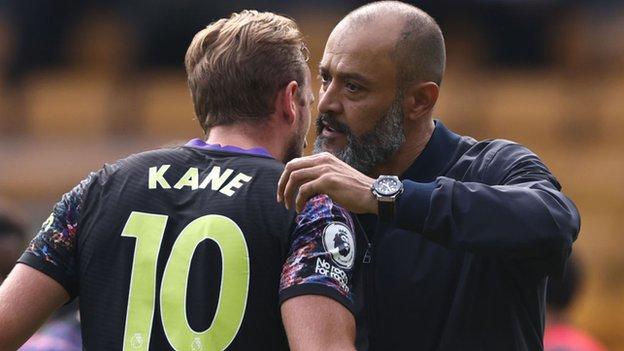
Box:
[184,139,275,159]
[400,120,462,182]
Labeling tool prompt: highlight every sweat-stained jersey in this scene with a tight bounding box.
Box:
[18,140,358,351]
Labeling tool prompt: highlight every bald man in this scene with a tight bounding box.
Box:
[278,1,580,350]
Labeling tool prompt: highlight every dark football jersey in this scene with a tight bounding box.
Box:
[19,140,358,351]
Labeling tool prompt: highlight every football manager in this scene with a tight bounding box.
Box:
[278,1,581,350]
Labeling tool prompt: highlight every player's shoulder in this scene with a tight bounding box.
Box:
[90,147,188,182]
[116,146,283,166]
[120,146,196,166]
[296,194,352,228]
[90,146,287,191]
[231,152,285,174]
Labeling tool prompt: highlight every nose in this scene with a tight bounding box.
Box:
[317,82,343,116]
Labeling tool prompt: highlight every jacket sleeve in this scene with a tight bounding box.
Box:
[395,143,580,273]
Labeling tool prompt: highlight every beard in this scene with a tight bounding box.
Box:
[284,134,303,163]
[283,114,308,163]
[313,95,406,174]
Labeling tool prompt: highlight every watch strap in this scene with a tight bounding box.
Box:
[378,200,395,223]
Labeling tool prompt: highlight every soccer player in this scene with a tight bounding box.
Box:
[0,11,357,350]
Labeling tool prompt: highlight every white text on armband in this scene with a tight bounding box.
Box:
[315,257,349,292]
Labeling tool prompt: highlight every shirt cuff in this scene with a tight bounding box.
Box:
[279,283,356,316]
[395,180,437,233]
[17,252,77,299]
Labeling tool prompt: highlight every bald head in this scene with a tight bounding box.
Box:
[342,1,446,87]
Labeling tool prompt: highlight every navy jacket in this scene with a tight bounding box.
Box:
[357,121,580,351]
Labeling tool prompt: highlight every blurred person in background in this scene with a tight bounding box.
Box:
[544,256,607,351]
[19,301,81,351]
[0,10,356,350]
[278,1,580,350]
[0,203,26,284]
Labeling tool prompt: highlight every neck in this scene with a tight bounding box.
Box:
[372,117,435,177]
[206,122,285,161]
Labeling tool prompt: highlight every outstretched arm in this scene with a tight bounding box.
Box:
[0,264,69,350]
[394,144,579,273]
[278,146,580,274]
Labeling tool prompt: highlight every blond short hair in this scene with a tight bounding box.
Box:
[185,10,308,132]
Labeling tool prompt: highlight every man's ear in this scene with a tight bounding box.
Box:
[403,82,439,121]
[278,80,300,125]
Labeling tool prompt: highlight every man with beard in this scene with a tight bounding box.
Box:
[278,1,580,350]
[0,11,358,350]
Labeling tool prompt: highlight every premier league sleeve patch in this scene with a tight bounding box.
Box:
[278,194,358,314]
[322,223,355,270]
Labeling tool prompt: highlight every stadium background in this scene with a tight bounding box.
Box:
[0,0,623,349]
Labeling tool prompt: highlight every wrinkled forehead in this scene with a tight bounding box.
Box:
[321,20,401,82]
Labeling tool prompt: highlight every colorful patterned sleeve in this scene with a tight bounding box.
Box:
[17,173,98,298]
[279,194,358,314]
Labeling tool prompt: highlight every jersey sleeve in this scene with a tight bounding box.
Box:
[279,194,358,315]
[17,172,98,299]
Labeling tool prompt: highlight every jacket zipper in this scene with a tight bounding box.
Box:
[355,216,376,350]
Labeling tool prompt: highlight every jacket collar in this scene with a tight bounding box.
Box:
[400,120,461,182]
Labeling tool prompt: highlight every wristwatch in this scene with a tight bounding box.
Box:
[371,175,404,222]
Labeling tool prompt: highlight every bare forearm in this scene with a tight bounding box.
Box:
[282,295,356,351]
[0,264,69,349]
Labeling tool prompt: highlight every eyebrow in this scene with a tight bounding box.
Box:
[318,65,374,86]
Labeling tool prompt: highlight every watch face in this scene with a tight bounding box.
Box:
[375,177,401,196]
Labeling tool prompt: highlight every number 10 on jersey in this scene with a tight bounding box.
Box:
[121,211,250,351]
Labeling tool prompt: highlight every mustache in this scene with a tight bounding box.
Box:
[316,113,351,135]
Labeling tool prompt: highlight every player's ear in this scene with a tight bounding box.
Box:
[279,80,299,125]
[403,81,439,121]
